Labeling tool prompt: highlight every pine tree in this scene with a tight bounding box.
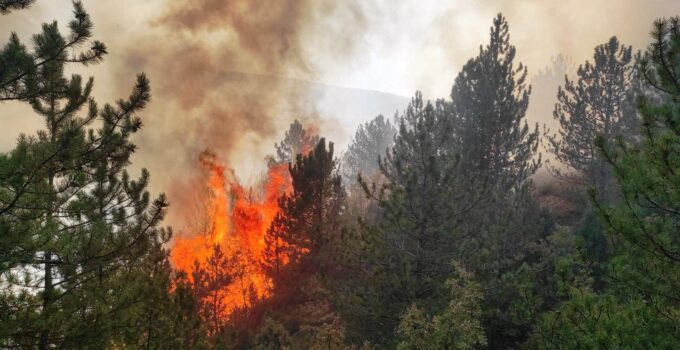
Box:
[531,17,680,349]
[448,14,548,347]
[342,114,397,185]
[270,119,319,165]
[378,92,465,287]
[342,92,471,346]
[547,36,637,202]
[0,2,105,102]
[263,138,344,284]
[378,93,465,280]
[261,138,346,345]
[594,14,680,340]
[0,0,34,14]
[125,255,207,349]
[451,13,540,192]
[253,317,292,350]
[0,3,174,347]
[191,245,236,338]
[342,114,397,222]
[545,36,638,305]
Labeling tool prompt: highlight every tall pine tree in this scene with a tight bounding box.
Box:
[339,92,471,346]
[0,3,175,348]
[448,14,547,347]
[451,13,540,192]
[261,138,347,348]
[547,36,637,202]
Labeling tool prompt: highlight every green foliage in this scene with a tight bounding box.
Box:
[595,14,680,337]
[5,5,679,350]
[254,318,293,350]
[397,263,486,350]
[532,287,679,349]
[263,138,345,284]
[346,91,467,345]
[451,13,540,191]
[0,0,34,14]
[0,1,106,101]
[260,138,348,348]
[191,245,237,337]
[447,14,549,348]
[0,3,184,348]
[378,91,465,286]
[531,17,680,349]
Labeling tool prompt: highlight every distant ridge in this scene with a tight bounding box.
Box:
[218,71,410,134]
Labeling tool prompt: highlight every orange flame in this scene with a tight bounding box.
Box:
[170,153,292,318]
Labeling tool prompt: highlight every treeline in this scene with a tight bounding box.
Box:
[1,1,679,349]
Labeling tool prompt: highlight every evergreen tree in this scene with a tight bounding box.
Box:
[594,14,680,341]
[125,257,207,349]
[342,114,397,222]
[451,13,540,192]
[531,17,680,349]
[377,92,465,290]
[545,35,639,306]
[0,3,175,347]
[547,36,637,202]
[166,272,209,349]
[263,138,344,283]
[341,92,470,346]
[253,317,292,350]
[191,245,236,338]
[270,119,319,165]
[261,138,346,345]
[0,0,34,14]
[0,1,106,102]
[449,14,547,347]
[342,114,397,185]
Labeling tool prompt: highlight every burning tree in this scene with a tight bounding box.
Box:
[261,138,348,348]
[190,245,237,336]
[168,120,323,345]
[170,152,288,321]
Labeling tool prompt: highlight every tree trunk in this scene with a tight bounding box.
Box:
[39,251,52,350]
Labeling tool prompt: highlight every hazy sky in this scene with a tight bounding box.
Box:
[3,1,677,95]
[1,0,678,226]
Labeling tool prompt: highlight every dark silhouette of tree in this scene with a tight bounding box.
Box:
[451,14,540,192]
[0,2,105,103]
[448,14,547,347]
[342,114,397,184]
[270,119,319,165]
[263,138,344,286]
[191,245,236,337]
[261,138,347,346]
[341,92,470,346]
[0,0,34,14]
[547,36,637,202]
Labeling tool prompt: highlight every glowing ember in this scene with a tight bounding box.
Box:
[170,152,292,318]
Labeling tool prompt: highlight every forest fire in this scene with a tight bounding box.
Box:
[4,1,679,349]
[170,152,292,318]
